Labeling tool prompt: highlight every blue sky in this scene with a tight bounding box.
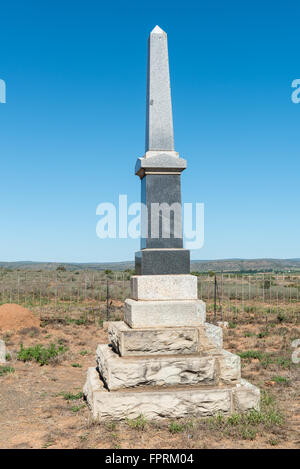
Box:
[0,0,299,263]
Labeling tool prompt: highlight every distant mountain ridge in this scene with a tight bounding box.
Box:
[0,258,300,273]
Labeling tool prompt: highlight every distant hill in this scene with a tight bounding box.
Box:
[190,258,300,273]
[0,258,300,273]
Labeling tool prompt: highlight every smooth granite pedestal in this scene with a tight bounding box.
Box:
[135,249,190,275]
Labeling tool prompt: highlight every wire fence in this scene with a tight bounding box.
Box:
[0,271,130,306]
[0,270,299,322]
[198,273,300,323]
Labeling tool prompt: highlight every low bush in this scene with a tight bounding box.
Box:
[17,343,67,366]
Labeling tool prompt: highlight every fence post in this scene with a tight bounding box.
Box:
[106,280,110,320]
[213,275,217,323]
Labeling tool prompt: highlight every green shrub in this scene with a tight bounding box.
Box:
[239,350,263,361]
[17,343,67,366]
[0,365,15,376]
[127,414,147,430]
[261,390,275,407]
[207,400,283,439]
[61,391,83,401]
[241,426,257,440]
[257,330,269,338]
[70,405,84,412]
[272,375,289,385]
[272,357,291,369]
[169,421,185,434]
[277,312,286,323]
[65,317,88,326]
[105,421,117,431]
[239,351,292,369]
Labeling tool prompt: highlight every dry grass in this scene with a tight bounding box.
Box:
[0,300,299,449]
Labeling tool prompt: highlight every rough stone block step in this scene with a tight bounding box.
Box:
[108,321,223,356]
[84,367,260,421]
[96,344,241,391]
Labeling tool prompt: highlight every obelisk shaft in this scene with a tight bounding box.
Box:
[145,26,174,152]
[135,26,190,275]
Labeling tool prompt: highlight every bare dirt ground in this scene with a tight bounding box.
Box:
[0,307,299,449]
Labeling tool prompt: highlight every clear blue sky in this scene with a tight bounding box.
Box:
[0,0,299,263]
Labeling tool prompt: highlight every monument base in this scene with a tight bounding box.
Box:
[84,275,260,420]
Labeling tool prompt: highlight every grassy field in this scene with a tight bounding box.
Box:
[0,269,299,449]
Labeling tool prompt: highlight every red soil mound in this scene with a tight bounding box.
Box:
[0,303,40,332]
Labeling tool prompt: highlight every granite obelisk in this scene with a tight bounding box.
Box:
[145,25,174,152]
[135,25,189,275]
[83,26,260,421]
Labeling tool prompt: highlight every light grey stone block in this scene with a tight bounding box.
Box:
[130,274,198,300]
[96,344,216,390]
[204,323,223,348]
[232,379,260,413]
[135,152,187,179]
[124,299,206,328]
[0,340,6,364]
[218,350,241,384]
[109,321,199,356]
[144,150,180,159]
[145,26,174,152]
[84,367,232,421]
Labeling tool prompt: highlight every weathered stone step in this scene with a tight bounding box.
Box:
[96,344,241,391]
[108,321,223,356]
[84,367,260,421]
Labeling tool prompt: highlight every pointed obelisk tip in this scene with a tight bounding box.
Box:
[151,25,166,35]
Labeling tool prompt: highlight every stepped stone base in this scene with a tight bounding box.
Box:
[84,367,260,421]
[84,273,260,421]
